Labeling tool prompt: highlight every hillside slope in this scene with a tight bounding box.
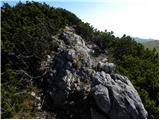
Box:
[1,2,159,119]
[134,37,158,43]
[143,40,159,52]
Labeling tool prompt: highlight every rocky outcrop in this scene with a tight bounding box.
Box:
[40,26,148,119]
[91,71,147,118]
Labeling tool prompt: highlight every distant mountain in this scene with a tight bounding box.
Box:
[133,37,158,43]
[143,40,159,52]
[133,37,159,52]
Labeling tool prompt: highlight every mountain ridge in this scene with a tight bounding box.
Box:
[133,37,159,43]
[143,40,159,52]
[40,26,148,118]
[1,1,158,119]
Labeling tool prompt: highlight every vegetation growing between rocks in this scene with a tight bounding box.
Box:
[1,1,159,119]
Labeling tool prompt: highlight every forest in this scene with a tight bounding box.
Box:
[1,1,159,118]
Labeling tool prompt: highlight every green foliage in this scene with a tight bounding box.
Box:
[106,35,159,119]
[1,1,79,118]
[57,8,81,26]
[1,1,159,119]
[74,22,94,41]
[1,64,35,118]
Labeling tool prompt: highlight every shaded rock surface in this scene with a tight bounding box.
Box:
[40,26,147,119]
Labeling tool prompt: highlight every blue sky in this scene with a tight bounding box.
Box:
[1,0,160,39]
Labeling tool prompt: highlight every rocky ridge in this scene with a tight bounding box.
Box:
[39,26,148,118]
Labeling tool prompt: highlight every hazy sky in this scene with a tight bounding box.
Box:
[1,0,160,39]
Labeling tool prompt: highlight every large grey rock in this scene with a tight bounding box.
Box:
[92,71,114,87]
[91,72,148,119]
[98,61,115,74]
[61,30,85,47]
[41,26,147,119]
[43,26,92,111]
[91,84,111,114]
